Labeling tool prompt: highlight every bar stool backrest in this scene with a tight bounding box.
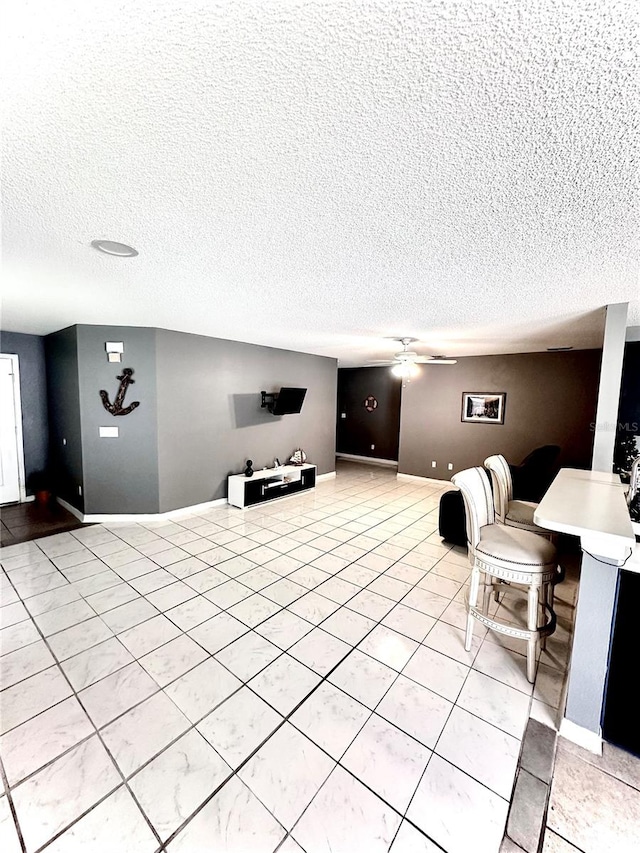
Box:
[628,455,640,506]
[484,454,513,522]
[451,467,495,550]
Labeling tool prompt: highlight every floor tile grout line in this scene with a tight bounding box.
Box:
[0,752,27,853]
[1,568,168,853]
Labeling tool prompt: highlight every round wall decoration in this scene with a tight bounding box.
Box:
[363,395,378,412]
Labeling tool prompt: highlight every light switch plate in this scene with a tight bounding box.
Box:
[105,341,124,353]
[99,426,119,438]
[107,352,122,363]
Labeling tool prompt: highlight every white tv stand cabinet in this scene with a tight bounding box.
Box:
[227,464,317,509]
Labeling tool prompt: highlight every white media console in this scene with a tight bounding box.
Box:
[227,463,317,509]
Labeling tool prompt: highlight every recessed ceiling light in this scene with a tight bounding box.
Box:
[91,240,138,257]
[546,346,573,352]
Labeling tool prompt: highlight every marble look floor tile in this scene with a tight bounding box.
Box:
[240,722,334,830]
[248,654,321,715]
[287,566,332,591]
[112,557,159,581]
[0,640,55,689]
[439,600,471,631]
[12,570,68,599]
[261,577,308,606]
[61,636,134,691]
[0,602,29,630]
[164,657,242,723]
[149,546,190,568]
[188,612,249,654]
[130,729,231,840]
[338,564,379,587]
[473,641,534,695]
[182,565,228,592]
[72,569,122,597]
[11,735,121,853]
[84,582,139,615]
[541,830,582,853]
[291,682,370,760]
[219,554,259,577]
[22,585,81,617]
[547,747,640,853]
[264,554,305,577]
[228,592,282,627]
[165,594,220,631]
[197,686,282,769]
[342,713,431,813]
[0,618,40,655]
[432,559,470,584]
[313,575,359,605]
[321,606,376,645]
[129,568,176,596]
[239,567,286,592]
[139,633,209,687]
[328,649,397,709]
[145,580,197,612]
[292,765,401,853]
[101,691,191,777]
[167,775,285,853]
[215,630,281,681]
[60,558,109,584]
[288,627,351,675]
[288,590,340,624]
[254,609,314,650]
[0,696,93,786]
[347,589,396,621]
[100,597,159,634]
[407,755,509,853]
[402,587,449,618]
[101,547,147,570]
[203,578,253,608]
[382,602,435,643]
[436,707,520,798]
[401,645,469,702]
[358,625,418,671]
[458,669,532,738]
[118,614,182,658]
[0,666,72,735]
[44,785,159,853]
[79,661,159,728]
[422,620,481,666]
[418,572,463,599]
[377,675,452,749]
[389,820,441,852]
[0,795,21,853]
[534,662,565,709]
[385,561,428,586]
[368,574,412,602]
[90,539,131,559]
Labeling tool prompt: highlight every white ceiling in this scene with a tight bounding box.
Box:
[2,1,639,367]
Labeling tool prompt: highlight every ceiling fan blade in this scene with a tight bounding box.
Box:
[365,360,395,366]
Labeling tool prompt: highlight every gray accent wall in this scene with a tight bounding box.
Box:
[398,350,602,480]
[76,326,160,515]
[45,327,84,511]
[0,331,49,494]
[156,330,337,512]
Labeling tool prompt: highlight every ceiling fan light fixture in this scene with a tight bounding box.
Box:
[392,361,419,378]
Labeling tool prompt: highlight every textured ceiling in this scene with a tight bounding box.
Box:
[2,0,639,366]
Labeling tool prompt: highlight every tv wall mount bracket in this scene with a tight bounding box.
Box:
[261,391,276,412]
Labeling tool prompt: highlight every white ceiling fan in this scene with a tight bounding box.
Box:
[368,338,457,377]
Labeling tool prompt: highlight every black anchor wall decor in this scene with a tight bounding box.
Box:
[100,367,141,416]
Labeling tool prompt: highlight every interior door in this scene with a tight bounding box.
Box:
[0,355,22,504]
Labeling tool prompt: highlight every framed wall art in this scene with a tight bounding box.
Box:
[461,392,506,424]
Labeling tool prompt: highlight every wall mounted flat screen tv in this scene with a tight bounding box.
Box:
[272,387,307,415]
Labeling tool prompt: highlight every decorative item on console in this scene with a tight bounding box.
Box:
[289,449,307,466]
[244,460,254,478]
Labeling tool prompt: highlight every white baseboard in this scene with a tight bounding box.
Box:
[56,497,84,521]
[317,471,337,482]
[58,496,228,524]
[336,454,397,467]
[559,717,603,755]
[397,472,452,486]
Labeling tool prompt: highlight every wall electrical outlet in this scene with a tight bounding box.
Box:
[62,438,67,446]
[341,412,347,419]
[370,444,375,450]
[78,485,82,495]
[431,461,437,468]
[447,463,454,471]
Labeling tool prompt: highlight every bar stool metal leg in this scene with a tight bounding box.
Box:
[527,585,539,683]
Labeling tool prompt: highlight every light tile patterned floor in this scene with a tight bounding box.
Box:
[0,463,576,853]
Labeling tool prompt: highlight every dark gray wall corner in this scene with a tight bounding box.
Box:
[45,327,84,511]
[76,325,160,515]
[398,350,602,481]
[156,330,337,512]
[0,331,49,493]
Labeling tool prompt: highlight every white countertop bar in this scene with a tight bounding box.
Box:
[534,468,635,565]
